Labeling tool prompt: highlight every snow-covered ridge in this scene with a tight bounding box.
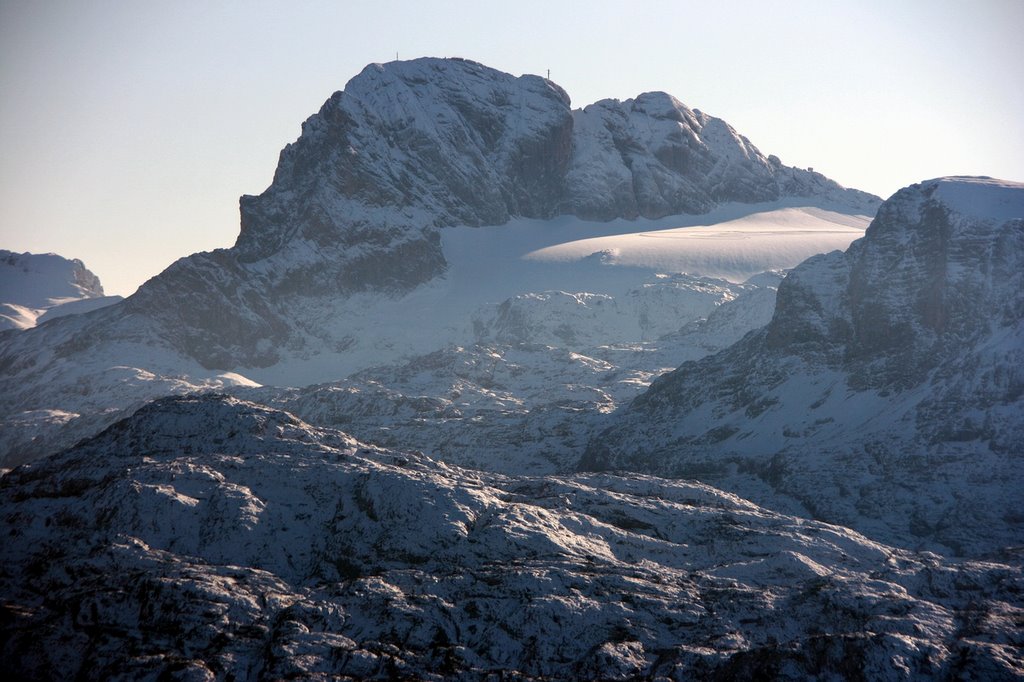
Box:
[2,394,1020,679]
[566,91,878,220]
[0,250,121,331]
[582,176,1024,558]
[927,175,1024,223]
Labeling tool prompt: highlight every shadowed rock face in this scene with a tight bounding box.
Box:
[763,177,1024,389]
[582,177,1024,557]
[235,58,575,263]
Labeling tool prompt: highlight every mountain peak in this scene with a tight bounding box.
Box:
[233,57,575,266]
[353,56,571,106]
[0,59,883,412]
[235,57,876,263]
[921,175,1024,222]
[0,250,121,331]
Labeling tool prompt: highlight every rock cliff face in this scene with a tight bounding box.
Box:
[236,59,573,261]
[582,177,1024,557]
[3,395,1020,680]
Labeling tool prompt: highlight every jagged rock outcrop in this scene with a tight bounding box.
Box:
[582,177,1024,558]
[3,395,1021,679]
[470,274,748,347]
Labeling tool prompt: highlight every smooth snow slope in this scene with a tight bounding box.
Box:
[524,206,866,282]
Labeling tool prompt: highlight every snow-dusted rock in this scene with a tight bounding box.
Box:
[121,58,875,371]
[0,58,875,468]
[582,177,1024,558]
[0,250,120,331]
[242,275,783,475]
[567,93,878,220]
[2,395,1020,679]
[471,274,746,347]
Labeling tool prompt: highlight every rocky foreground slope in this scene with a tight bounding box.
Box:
[582,177,1024,559]
[2,395,1021,680]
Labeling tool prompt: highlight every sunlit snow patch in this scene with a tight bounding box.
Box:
[522,207,869,282]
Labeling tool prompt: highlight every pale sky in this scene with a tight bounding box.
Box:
[1,0,1021,297]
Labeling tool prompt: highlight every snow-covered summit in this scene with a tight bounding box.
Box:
[0,250,120,331]
[0,250,104,306]
[924,175,1024,223]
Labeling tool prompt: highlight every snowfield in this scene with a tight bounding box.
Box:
[520,205,868,282]
[247,199,869,386]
